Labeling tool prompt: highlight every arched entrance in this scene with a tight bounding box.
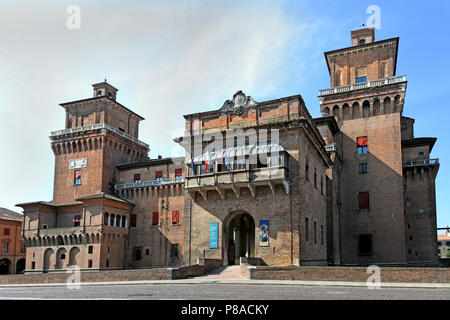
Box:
[16,259,26,274]
[69,247,80,267]
[223,212,255,265]
[56,248,67,270]
[43,248,55,272]
[0,258,11,274]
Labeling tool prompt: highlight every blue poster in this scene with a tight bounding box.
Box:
[209,223,219,249]
[259,220,269,247]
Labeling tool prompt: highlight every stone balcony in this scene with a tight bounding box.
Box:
[318,75,407,97]
[185,166,289,200]
[115,177,184,190]
[50,123,149,149]
[403,158,439,168]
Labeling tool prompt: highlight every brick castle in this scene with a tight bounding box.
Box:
[17,27,440,273]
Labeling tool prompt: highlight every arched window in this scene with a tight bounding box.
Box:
[116,216,121,227]
[104,213,109,226]
[110,214,115,227]
[121,217,127,228]
[332,105,339,119]
[362,101,370,118]
[322,107,330,117]
[359,39,366,45]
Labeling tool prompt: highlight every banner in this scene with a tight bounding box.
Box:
[259,220,269,247]
[210,223,219,249]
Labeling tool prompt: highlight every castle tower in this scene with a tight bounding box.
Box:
[51,81,149,203]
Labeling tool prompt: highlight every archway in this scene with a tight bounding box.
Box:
[56,248,68,270]
[223,212,255,265]
[69,247,80,267]
[16,259,25,274]
[43,248,54,272]
[0,258,11,274]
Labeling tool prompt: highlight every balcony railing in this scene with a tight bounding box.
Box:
[318,75,407,97]
[38,226,83,237]
[115,177,184,190]
[403,159,439,168]
[50,123,149,148]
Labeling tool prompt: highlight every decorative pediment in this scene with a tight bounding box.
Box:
[220,91,257,115]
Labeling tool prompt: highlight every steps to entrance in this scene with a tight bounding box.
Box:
[191,266,247,280]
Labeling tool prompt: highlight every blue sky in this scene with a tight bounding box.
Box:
[0,0,449,229]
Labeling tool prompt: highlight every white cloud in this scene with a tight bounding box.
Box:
[0,0,327,211]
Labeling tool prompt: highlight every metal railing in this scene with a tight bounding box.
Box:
[50,123,149,148]
[115,177,184,190]
[318,75,407,96]
[403,158,439,168]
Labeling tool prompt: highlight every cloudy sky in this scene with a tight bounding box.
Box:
[1,0,449,228]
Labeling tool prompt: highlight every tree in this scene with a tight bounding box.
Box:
[446,250,450,259]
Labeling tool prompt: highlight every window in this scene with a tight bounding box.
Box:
[88,260,93,268]
[74,170,81,185]
[134,248,142,261]
[305,158,310,181]
[357,136,368,155]
[175,169,183,179]
[60,254,66,260]
[2,242,8,253]
[73,215,81,227]
[171,244,179,258]
[359,39,366,45]
[155,171,163,182]
[130,214,137,228]
[172,210,180,225]
[358,192,369,210]
[321,225,324,245]
[3,228,9,236]
[88,246,93,254]
[356,76,367,83]
[152,212,159,226]
[21,244,25,253]
[314,168,317,189]
[134,174,141,183]
[42,224,48,229]
[31,262,35,270]
[106,260,109,268]
[104,213,109,226]
[314,222,317,244]
[146,249,150,256]
[419,152,424,157]
[362,102,370,118]
[359,163,368,174]
[234,157,246,170]
[305,218,309,242]
[447,241,450,246]
[359,234,373,255]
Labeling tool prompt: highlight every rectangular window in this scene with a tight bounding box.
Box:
[314,168,317,189]
[321,225,324,245]
[2,242,8,254]
[88,245,93,254]
[155,171,163,182]
[74,170,81,185]
[88,260,93,268]
[314,222,317,244]
[358,192,369,210]
[359,163,368,174]
[172,210,180,225]
[73,215,81,227]
[130,214,137,228]
[31,262,36,270]
[357,136,368,155]
[356,76,367,83]
[171,244,179,258]
[134,174,141,182]
[305,158,310,181]
[320,176,324,195]
[175,169,183,179]
[305,218,309,242]
[359,234,373,255]
[152,212,159,226]
[3,228,9,236]
[146,249,150,256]
[134,248,142,261]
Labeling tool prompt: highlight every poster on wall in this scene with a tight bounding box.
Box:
[259,220,269,247]
[209,223,219,249]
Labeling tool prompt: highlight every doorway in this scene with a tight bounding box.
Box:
[224,212,255,265]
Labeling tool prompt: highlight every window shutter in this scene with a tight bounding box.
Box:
[152,212,159,225]
[175,169,182,177]
[357,137,368,147]
[134,174,141,181]
[73,215,81,222]
[359,192,369,209]
[155,171,163,178]
[172,210,180,224]
[74,170,81,179]
[130,214,137,227]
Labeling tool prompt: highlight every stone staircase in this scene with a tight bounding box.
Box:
[192,265,247,280]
